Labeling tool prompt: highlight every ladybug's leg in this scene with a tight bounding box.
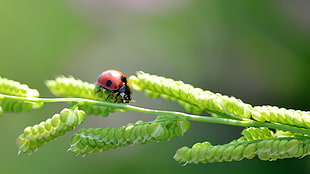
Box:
[106,90,114,101]
[113,92,121,103]
[96,86,113,101]
[95,85,103,93]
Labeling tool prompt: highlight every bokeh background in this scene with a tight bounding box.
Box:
[0,0,309,173]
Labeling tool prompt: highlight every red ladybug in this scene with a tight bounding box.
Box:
[96,69,132,103]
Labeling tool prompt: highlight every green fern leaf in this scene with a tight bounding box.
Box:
[0,76,42,113]
[0,76,39,97]
[129,72,310,132]
[129,71,252,119]
[251,106,310,129]
[17,107,85,154]
[174,138,310,164]
[69,116,190,155]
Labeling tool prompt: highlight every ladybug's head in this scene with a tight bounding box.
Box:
[118,84,132,103]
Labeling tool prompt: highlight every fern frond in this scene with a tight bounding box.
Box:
[174,127,309,164]
[46,76,99,100]
[251,106,310,129]
[0,76,39,97]
[46,76,125,117]
[0,100,41,112]
[174,138,310,164]
[129,71,252,119]
[17,107,85,154]
[69,116,190,155]
[129,72,310,132]
[0,77,42,112]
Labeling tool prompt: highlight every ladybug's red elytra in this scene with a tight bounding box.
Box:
[96,69,132,103]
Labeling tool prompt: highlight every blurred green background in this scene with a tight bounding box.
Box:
[0,0,309,173]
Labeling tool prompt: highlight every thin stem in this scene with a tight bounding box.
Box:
[1,94,310,135]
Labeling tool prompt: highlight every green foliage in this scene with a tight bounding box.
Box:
[174,127,310,164]
[0,73,309,164]
[129,71,253,119]
[0,76,39,97]
[69,116,190,155]
[0,76,42,113]
[251,106,310,129]
[174,138,309,164]
[17,107,85,154]
[46,76,100,99]
[129,72,310,128]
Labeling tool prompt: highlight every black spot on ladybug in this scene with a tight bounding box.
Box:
[105,80,113,87]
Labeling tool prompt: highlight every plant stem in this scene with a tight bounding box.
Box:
[1,94,310,135]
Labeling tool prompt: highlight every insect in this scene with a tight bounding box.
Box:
[95,69,132,103]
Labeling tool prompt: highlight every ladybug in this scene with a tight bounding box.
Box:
[95,69,132,103]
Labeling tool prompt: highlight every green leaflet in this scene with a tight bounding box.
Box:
[46,76,125,117]
[69,116,191,155]
[17,107,85,154]
[174,127,309,164]
[0,76,39,97]
[129,72,310,132]
[0,76,42,113]
[251,106,310,129]
[129,71,252,119]
[46,76,100,100]
[0,100,42,113]
[174,138,310,164]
